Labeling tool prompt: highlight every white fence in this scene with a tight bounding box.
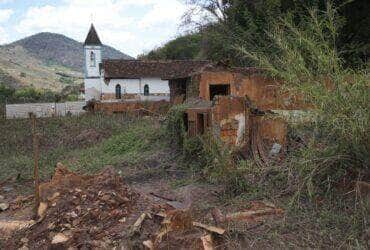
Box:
[6,101,86,119]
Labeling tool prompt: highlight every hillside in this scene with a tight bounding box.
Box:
[0,32,133,91]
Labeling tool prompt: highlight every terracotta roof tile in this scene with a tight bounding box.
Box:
[103,60,211,79]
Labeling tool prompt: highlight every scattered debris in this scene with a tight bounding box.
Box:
[132,213,147,233]
[51,233,69,244]
[225,208,283,221]
[0,220,35,238]
[192,222,225,235]
[2,164,285,249]
[201,234,214,250]
[149,192,176,201]
[143,239,154,249]
[2,186,13,192]
[211,208,224,225]
[0,202,10,211]
[37,202,48,221]
[269,143,282,157]
[213,201,284,224]
[3,164,139,249]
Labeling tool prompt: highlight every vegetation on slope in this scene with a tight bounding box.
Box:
[142,0,370,67]
[162,3,369,247]
[138,33,202,60]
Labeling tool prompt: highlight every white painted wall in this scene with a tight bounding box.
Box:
[104,79,141,94]
[6,102,86,119]
[141,78,169,94]
[85,78,101,100]
[104,77,169,95]
[84,45,102,78]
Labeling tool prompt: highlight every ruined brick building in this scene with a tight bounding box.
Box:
[83,24,303,160]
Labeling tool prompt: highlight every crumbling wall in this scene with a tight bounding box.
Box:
[169,78,187,104]
[93,100,170,115]
[197,70,304,110]
[211,96,249,146]
[186,74,200,100]
[253,116,287,146]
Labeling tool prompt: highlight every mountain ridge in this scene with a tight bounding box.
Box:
[3,32,133,71]
[0,32,133,90]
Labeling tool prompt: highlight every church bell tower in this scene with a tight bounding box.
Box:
[84,24,102,101]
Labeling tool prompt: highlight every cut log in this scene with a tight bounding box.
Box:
[37,202,48,221]
[193,222,225,235]
[149,192,176,201]
[201,234,214,250]
[132,213,147,232]
[211,208,224,224]
[143,240,154,250]
[225,208,283,221]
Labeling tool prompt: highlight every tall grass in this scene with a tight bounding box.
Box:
[240,3,369,200]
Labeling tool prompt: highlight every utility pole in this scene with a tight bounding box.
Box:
[30,113,40,216]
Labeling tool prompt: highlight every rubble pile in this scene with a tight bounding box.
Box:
[5,165,139,249]
[2,164,285,249]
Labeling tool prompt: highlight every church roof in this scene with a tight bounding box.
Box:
[84,24,102,46]
[103,60,212,79]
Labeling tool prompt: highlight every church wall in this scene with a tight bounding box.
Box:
[85,78,101,101]
[101,78,169,100]
[140,78,169,95]
[103,79,141,94]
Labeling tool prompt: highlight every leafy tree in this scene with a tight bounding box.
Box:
[139,33,202,60]
[0,84,15,103]
[144,0,369,66]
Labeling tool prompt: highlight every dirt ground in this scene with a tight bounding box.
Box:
[0,153,285,250]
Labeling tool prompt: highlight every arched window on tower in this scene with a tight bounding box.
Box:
[144,84,149,96]
[115,84,121,99]
[90,51,96,67]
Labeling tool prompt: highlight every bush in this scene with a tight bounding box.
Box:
[241,3,369,200]
[165,104,189,147]
[0,84,15,103]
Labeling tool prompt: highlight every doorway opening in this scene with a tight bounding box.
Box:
[197,113,205,135]
[209,84,230,100]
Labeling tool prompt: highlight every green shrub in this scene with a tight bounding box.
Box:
[0,84,15,103]
[165,104,189,147]
[241,3,369,200]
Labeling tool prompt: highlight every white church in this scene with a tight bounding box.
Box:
[83,24,170,102]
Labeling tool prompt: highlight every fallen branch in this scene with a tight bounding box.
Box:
[143,240,154,249]
[149,192,176,202]
[193,222,225,235]
[225,208,283,221]
[201,234,214,250]
[132,213,147,232]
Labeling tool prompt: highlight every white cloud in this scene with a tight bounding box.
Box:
[0,8,13,23]
[139,1,186,29]
[14,0,190,56]
[0,26,8,43]
[0,0,14,4]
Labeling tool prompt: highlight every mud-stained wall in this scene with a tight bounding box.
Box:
[169,78,187,103]
[253,116,287,146]
[93,100,170,115]
[196,71,303,110]
[211,96,249,146]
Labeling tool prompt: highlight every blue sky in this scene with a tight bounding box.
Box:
[0,0,192,57]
